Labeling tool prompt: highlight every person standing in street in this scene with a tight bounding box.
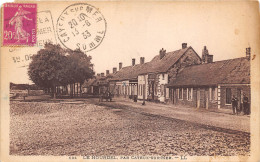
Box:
[243,94,249,115]
[231,95,238,115]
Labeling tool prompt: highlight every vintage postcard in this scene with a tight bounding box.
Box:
[1,1,260,162]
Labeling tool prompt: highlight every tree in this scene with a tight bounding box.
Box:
[66,49,94,97]
[28,43,68,98]
[28,43,95,98]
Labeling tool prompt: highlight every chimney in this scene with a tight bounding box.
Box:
[113,67,117,73]
[182,43,187,49]
[202,46,213,64]
[106,70,109,76]
[132,58,135,66]
[140,57,145,64]
[119,62,122,70]
[159,48,166,59]
[97,73,101,77]
[246,47,251,60]
[101,73,104,77]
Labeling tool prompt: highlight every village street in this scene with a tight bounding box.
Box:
[10,98,250,156]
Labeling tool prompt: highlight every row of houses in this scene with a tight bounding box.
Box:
[83,43,251,109]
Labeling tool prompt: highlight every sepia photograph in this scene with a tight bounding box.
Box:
[1,1,260,162]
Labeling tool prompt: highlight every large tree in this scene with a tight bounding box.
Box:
[28,43,69,98]
[28,43,94,98]
[66,49,94,96]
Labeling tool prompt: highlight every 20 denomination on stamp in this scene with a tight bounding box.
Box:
[57,3,107,52]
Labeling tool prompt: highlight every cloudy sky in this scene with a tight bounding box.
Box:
[3,1,259,84]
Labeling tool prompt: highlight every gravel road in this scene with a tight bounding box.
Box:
[10,100,250,156]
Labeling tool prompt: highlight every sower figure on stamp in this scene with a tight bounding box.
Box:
[9,6,32,43]
[231,95,238,115]
[243,93,250,115]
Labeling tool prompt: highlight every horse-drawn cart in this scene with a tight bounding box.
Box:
[99,91,113,102]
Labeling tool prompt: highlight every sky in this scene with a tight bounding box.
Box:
[2,1,259,84]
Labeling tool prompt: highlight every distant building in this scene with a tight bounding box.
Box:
[108,59,144,99]
[82,73,109,96]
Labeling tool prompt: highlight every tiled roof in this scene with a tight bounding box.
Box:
[145,47,191,73]
[168,57,250,87]
[110,47,192,81]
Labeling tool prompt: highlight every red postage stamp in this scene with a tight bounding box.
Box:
[2,3,37,46]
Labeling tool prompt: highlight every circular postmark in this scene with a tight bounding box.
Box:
[57,3,106,52]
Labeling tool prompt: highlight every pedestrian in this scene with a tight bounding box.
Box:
[243,94,249,115]
[231,95,238,115]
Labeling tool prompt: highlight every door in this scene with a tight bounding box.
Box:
[205,89,209,109]
[170,88,175,104]
[196,89,200,108]
[172,89,175,104]
[151,81,154,100]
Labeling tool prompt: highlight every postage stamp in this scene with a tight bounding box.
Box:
[2,3,37,46]
[6,10,57,69]
[57,3,107,52]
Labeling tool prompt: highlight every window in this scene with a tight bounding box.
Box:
[178,88,183,99]
[154,84,157,95]
[209,88,212,100]
[212,87,215,101]
[138,85,140,95]
[166,88,169,99]
[187,88,193,100]
[161,84,164,96]
[226,88,231,104]
[215,87,218,100]
[140,85,143,96]
[162,74,165,80]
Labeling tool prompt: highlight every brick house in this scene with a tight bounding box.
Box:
[109,59,147,99]
[107,43,201,102]
[167,47,250,110]
[137,43,201,102]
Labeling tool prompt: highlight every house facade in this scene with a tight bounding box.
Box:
[109,58,145,99]
[167,47,251,110]
[83,44,250,112]
[137,43,201,102]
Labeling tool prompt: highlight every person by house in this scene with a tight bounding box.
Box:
[231,95,238,115]
[243,94,250,115]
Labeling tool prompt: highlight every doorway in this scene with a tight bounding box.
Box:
[171,88,175,104]
[237,89,242,111]
[205,88,209,109]
[196,89,200,108]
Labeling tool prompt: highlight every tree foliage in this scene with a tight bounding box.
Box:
[66,49,94,84]
[28,43,94,98]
